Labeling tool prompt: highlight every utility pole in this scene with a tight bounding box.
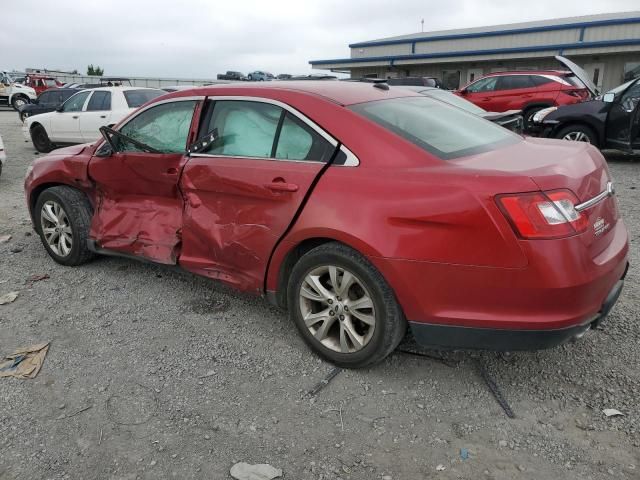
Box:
[421,18,424,32]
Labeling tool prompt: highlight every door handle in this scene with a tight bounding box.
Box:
[266,181,298,192]
[164,167,179,175]
[100,115,107,118]
[72,115,79,119]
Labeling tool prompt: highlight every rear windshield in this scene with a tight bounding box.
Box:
[425,89,486,114]
[123,89,164,108]
[349,97,519,160]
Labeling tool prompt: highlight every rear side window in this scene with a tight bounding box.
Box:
[38,92,53,105]
[350,96,519,160]
[530,75,554,87]
[123,89,164,108]
[275,113,334,162]
[466,77,498,93]
[198,100,335,162]
[86,91,112,111]
[496,75,534,90]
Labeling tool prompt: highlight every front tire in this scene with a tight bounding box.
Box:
[34,186,95,266]
[287,242,406,368]
[555,124,598,147]
[30,124,54,153]
[11,95,28,110]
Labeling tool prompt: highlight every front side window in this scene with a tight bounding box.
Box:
[117,100,197,153]
[466,77,498,93]
[619,82,640,113]
[38,92,53,105]
[87,91,112,111]
[45,79,57,87]
[62,91,91,112]
[350,96,519,160]
[123,89,164,108]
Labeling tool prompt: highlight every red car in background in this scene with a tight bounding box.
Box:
[457,56,596,128]
[24,74,63,95]
[24,82,628,368]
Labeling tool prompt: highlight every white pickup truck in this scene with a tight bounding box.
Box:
[0,71,37,110]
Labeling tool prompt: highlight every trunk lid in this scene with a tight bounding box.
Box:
[556,55,599,97]
[453,137,618,254]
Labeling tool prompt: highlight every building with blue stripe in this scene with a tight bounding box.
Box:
[309,12,640,91]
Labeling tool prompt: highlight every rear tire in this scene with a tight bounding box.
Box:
[30,124,54,153]
[34,186,95,266]
[287,242,406,368]
[555,124,598,147]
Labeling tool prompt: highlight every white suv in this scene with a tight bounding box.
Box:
[0,72,37,110]
[23,86,165,152]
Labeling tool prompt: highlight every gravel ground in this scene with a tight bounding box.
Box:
[0,108,638,480]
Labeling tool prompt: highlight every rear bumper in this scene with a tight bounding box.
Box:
[409,276,625,350]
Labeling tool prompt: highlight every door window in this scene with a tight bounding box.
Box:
[117,100,197,153]
[86,91,112,111]
[275,112,334,162]
[203,100,281,158]
[495,75,534,90]
[38,91,53,105]
[619,82,640,113]
[62,91,91,112]
[466,77,498,93]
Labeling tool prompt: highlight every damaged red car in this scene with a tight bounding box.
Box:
[24,82,629,368]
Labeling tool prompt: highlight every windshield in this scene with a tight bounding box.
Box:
[424,89,486,114]
[123,89,164,108]
[349,97,519,160]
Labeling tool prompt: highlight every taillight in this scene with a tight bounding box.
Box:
[497,190,588,239]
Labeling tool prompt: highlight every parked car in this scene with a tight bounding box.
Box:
[24,82,628,368]
[23,86,164,153]
[162,85,201,92]
[100,77,132,87]
[396,85,523,133]
[217,71,247,81]
[532,77,640,151]
[277,74,292,80]
[386,76,444,89]
[0,72,37,110]
[0,133,5,177]
[18,88,82,122]
[247,71,274,81]
[457,56,596,128]
[287,74,337,81]
[24,74,63,95]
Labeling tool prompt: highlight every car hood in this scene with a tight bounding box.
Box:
[42,143,92,158]
[556,55,599,96]
[544,99,607,121]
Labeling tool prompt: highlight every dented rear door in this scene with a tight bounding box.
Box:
[88,99,199,264]
[179,98,337,292]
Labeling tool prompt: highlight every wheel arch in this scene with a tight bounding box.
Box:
[267,232,385,310]
[29,182,92,219]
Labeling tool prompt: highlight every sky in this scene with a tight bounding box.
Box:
[1,1,638,80]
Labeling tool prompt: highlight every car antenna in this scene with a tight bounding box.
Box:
[373,82,389,90]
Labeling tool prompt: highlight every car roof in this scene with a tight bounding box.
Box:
[84,86,163,93]
[161,81,421,106]
[483,70,571,77]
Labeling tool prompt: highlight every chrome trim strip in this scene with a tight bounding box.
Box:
[575,181,614,212]
[189,153,320,164]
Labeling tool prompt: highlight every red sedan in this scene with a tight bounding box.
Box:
[24,82,629,368]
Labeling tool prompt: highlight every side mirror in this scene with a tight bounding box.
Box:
[55,105,64,112]
[602,93,615,103]
[95,143,112,157]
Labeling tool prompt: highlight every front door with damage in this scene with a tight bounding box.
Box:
[179,99,336,292]
[88,99,198,263]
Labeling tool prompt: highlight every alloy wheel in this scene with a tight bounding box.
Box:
[562,131,591,143]
[13,97,27,108]
[299,265,376,353]
[40,200,73,257]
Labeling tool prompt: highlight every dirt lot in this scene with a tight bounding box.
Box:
[0,108,638,480]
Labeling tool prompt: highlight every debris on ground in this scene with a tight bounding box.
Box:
[0,291,19,305]
[0,234,11,243]
[460,447,469,460]
[26,274,50,286]
[0,342,50,379]
[603,408,624,417]
[476,359,515,418]
[307,366,342,397]
[230,462,282,480]
[436,464,446,471]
